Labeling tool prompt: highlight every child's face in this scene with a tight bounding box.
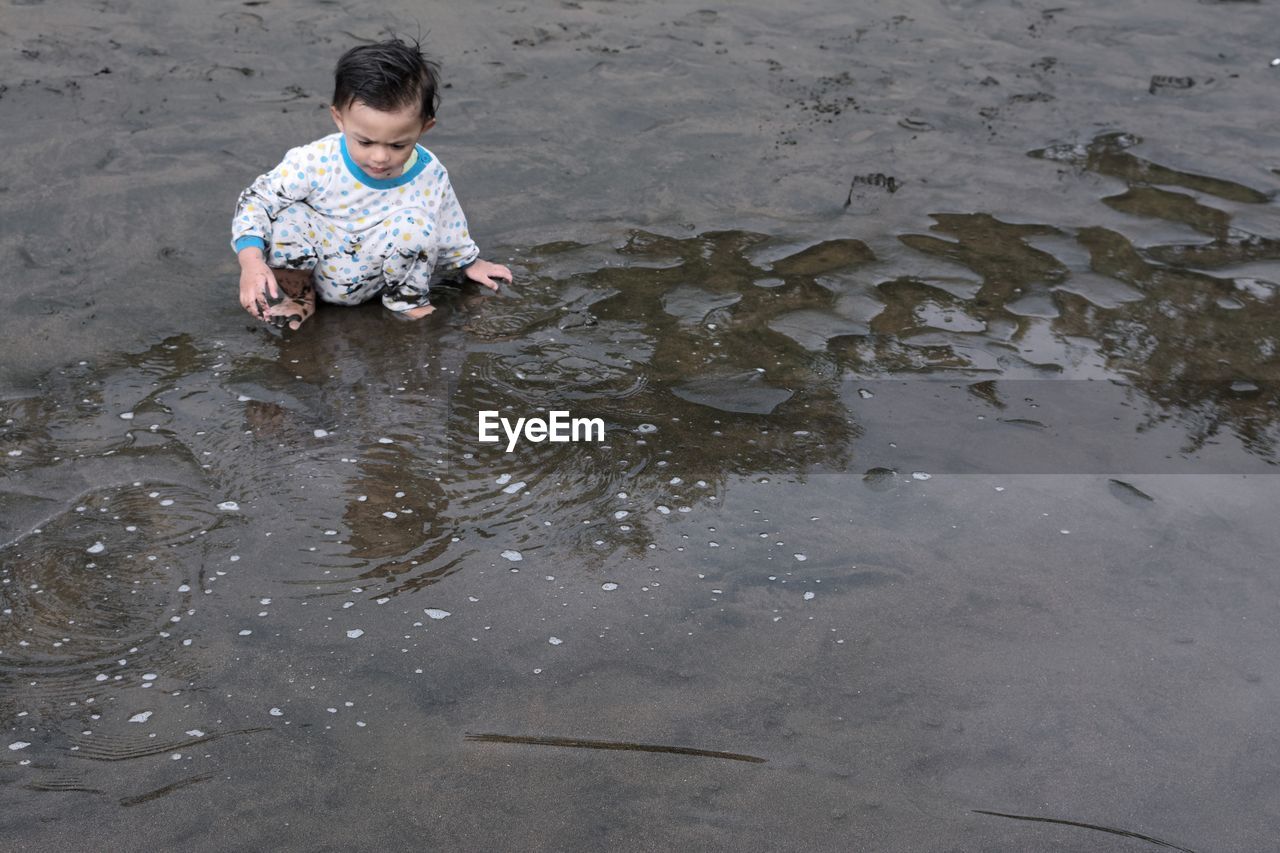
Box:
[330,101,435,178]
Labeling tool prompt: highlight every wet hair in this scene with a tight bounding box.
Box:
[332,38,441,120]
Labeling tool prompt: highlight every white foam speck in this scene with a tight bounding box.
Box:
[142,673,157,681]
[129,711,152,723]
[9,741,31,751]
[613,510,629,520]
[6,450,21,457]
[119,412,134,420]
[601,583,618,591]
[178,584,190,593]
[496,473,512,485]
[160,499,174,507]
[269,708,284,717]
[1060,529,1071,535]
[424,608,451,620]
[911,472,931,480]
[217,501,240,511]
[378,437,394,444]
[501,550,523,562]
[794,554,807,562]
[503,481,527,495]
[804,591,815,600]
[346,629,365,639]
[656,505,671,515]
[186,729,205,738]
[382,511,398,519]
[548,636,563,646]
[95,674,109,682]
[995,486,1006,492]
[238,629,252,636]
[87,542,105,554]
[238,395,251,402]
[314,429,329,438]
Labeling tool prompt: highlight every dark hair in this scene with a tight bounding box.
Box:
[332,38,441,120]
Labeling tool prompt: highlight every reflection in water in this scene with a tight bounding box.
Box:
[0,130,1276,801]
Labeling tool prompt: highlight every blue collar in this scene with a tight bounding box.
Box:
[339,136,432,188]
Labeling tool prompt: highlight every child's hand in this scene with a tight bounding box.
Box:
[463,259,513,291]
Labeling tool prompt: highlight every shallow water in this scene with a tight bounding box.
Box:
[3,0,1280,850]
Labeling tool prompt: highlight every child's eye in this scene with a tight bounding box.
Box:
[392,144,407,150]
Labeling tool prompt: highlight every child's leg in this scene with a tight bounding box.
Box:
[262,267,316,331]
[257,204,323,330]
[377,208,438,318]
[380,259,436,318]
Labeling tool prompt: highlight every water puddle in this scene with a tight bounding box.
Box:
[1,131,1276,848]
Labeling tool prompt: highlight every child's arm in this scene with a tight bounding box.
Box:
[230,145,318,315]
[435,176,512,291]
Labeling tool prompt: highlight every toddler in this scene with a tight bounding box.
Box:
[232,39,511,329]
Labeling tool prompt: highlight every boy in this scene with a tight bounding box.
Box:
[232,39,511,329]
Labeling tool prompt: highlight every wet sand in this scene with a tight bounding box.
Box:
[2,1,1279,850]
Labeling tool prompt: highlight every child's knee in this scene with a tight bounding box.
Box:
[268,204,326,269]
[384,207,435,253]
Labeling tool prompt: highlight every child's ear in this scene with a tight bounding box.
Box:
[330,105,345,131]
[421,117,436,135]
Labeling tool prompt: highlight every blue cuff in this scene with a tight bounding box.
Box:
[234,235,267,253]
